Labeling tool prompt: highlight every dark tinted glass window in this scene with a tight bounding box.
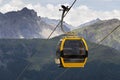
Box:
[63,40,86,56]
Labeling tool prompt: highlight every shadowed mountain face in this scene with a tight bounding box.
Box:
[0,38,120,80]
[0,7,71,39]
[74,19,120,51]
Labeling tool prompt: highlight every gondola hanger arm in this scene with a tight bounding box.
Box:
[48,0,77,39]
[60,0,77,34]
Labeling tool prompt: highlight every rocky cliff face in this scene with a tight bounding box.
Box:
[74,19,120,50]
[0,7,71,39]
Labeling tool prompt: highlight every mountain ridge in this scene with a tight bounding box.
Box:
[0,7,71,39]
[74,18,120,51]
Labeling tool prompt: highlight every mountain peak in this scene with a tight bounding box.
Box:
[19,7,37,17]
[3,7,38,19]
[96,18,101,21]
[79,18,101,28]
[21,7,30,11]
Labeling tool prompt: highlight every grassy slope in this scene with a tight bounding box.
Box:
[0,37,120,80]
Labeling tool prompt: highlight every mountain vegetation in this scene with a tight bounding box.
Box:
[0,37,120,80]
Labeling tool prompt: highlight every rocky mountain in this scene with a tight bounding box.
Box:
[74,18,120,51]
[0,7,71,39]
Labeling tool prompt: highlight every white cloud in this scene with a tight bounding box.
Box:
[0,0,3,4]
[26,4,120,27]
[0,1,120,27]
[0,0,25,12]
[64,5,120,26]
[31,4,61,19]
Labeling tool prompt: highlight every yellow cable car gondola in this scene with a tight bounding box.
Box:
[55,35,88,68]
[55,3,88,68]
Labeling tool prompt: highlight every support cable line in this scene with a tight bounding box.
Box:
[15,0,77,80]
[54,69,69,80]
[91,24,120,50]
[53,24,120,80]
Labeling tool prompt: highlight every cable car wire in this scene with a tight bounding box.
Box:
[91,24,120,50]
[16,64,31,80]
[15,0,77,80]
[53,24,120,80]
[54,69,69,80]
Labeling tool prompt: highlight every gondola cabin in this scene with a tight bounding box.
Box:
[55,36,88,68]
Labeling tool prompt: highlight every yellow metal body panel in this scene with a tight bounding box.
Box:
[59,36,88,68]
[61,57,88,68]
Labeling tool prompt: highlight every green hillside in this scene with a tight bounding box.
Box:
[0,37,120,80]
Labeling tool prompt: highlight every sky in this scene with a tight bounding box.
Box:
[0,0,120,27]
